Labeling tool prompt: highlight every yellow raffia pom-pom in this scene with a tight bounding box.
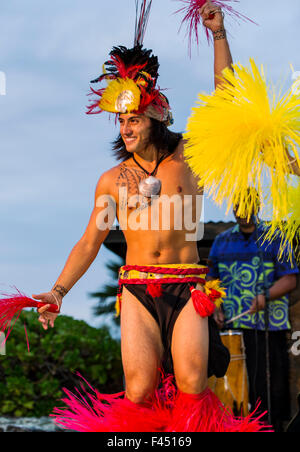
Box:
[99,78,141,113]
[262,179,300,262]
[204,280,227,309]
[184,59,300,244]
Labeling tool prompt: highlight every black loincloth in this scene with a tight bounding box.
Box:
[123,282,230,378]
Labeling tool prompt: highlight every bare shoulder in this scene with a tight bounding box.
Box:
[175,138,204,194]
[173,138,187,161]
[95,164,123,198]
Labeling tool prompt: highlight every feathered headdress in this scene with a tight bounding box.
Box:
[183,59,300,261]
[86,0,173,126]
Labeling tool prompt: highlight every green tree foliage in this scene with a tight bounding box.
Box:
[90,258,125,327]
[0,310,123,417]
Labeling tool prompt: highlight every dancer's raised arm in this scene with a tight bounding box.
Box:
[199,1,233,89]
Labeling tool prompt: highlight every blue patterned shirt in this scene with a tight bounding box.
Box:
[208,223,299,331]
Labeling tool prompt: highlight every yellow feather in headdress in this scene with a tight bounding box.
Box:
[99,78,141,113]
[184,59,300,257]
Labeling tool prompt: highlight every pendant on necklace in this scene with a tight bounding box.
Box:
[138,175,161,198]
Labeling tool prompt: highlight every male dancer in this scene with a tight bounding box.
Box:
[32,3,266,431]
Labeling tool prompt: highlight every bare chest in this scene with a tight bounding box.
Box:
[114,160,197,201]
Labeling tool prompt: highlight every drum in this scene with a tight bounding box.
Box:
[208,330,249,416]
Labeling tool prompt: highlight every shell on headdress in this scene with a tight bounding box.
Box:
[98,78,140,113]
[115,90,135,113]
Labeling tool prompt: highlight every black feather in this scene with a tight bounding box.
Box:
[91,44,159,85]
[134,0,153,46]
[90,1,156,85]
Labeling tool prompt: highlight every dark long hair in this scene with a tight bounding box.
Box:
[112,118,182,161]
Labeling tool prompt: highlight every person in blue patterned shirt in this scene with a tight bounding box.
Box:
[207,195,298,431]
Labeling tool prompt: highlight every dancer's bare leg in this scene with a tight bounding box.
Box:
[171,286,209,394]
[121,286,164,404]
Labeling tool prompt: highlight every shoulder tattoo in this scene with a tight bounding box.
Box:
[116,164,146,195]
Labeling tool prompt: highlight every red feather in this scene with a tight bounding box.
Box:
[51,372,272,432]
[51,372,175,432]
[136,85,171,118]
[86,87,106,115]
[166,388,273,432]
[175,0,256,55]
[109,55,147,81]
[0,290,59,342]
[208,288,222,302]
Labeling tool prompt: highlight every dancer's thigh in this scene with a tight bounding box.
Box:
[171,292,209,393]
[121,286,164,391]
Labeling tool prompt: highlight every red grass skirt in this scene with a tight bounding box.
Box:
[51,374,272,432]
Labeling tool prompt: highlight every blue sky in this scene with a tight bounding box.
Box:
[0,0,299,332]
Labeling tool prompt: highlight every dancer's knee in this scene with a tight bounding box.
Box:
[125,375,158,404]
[175,371,208,395]
[126,371,159,403]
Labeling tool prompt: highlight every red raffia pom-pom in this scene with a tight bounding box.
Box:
[146,282,163,298]
[175,0,256,55]
[190,287,215,317]
[0,289,58,343]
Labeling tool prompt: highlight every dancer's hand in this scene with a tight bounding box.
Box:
[32,291,62,330]
[199,1,224,32]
